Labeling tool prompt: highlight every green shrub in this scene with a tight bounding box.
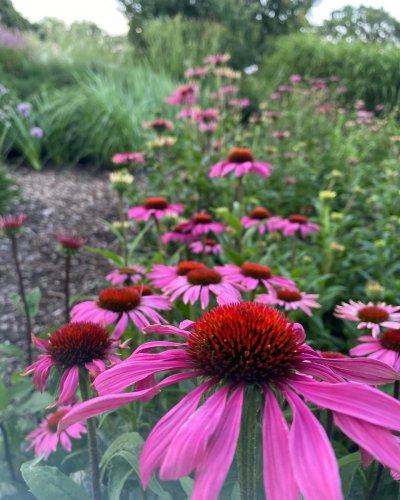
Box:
[258,33,400,108]
[0,164,19,213]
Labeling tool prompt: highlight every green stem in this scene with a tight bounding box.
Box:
[290,234,298,270]
[80,376,101,500]
[118,193,128,266]
[237,386,259,500]
[0,423,17,482]
[153,216,164,259]
[10,235,32,364]
[64,253,71,323]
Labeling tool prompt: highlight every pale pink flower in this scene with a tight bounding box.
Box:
[241,207,283,234]
[25,406,86,460]
[148,261,207,290]
[59,303,400,500]
[143,119,174,132]
[280,214,320,238]
[256,287,320,316]
[111,152,145,165]
[71,287,171,339]
[184,67,209,79]
[128,197,184,222]
[289,74,302,83]
[204,53,230,65]
[23,323,120,407]
[350,330,400,371]
[190,239,222,255]
[272,130,291,140]
[335,301,400,337]
[270,92,281,100]
[165,83,198,106]
[228,98,250,108]
[278,85,293,92]
[106,265,146,285]
[217,263,295,292]
[209,148,272,178]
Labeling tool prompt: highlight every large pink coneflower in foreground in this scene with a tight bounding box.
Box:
[335,301,400,337]
[217,262,295,292]
[25,406,86,460]
[209,148,272,178]
[23,323,120,406]
[106,265,146,286]
[350,330,400,371]
[71,287,171,339]
[241,207,283,234]
[60,303,400,500]
[162,267,243,308]
[128,197,184,222]
[280,214,320,238]
[256,287,320,316]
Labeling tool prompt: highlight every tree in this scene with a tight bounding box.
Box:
[0,0,32,31]
[318,5,400,43]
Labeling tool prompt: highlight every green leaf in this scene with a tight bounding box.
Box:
[0,381,10,410]
[26,287,41,320]
[127,221,153,259]
[85,246,124,265]
[222,245,245,265]
[339,452,361,497]
[21,458,90,500]
[215,207,242,235]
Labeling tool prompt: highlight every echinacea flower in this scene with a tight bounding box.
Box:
[128,197,184,222]
[161,221,193,244]
[111,152,145,165]
[217,263,295,292]
[335,301,400,337]
[143,119,174,132]
[272,130,291,139]
[188,213,225,237]
[184,67,209,79]
[280,215,320,238]
[56,233,86,252]
[148,261,207,290]
[0,213,27,237]
[350,330,400,371]
[25,406,86,460]
[190,239,222,255]
[163,267,242,308]
[204,53,230,65]
[289,74,302,83]
[106,265,146,286]
[228,98,250,108]
[256,287,320,316]
[165,83,198,106]
[71,287,171,339]
[59,303,400,500]
[209,148,272,178]
[23,323,120,406]
[241,207,283,234]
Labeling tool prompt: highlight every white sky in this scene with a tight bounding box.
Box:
[12,0,400,35]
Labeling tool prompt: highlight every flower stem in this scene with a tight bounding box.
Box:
[0,423,17,482]
[80,376,101,500]
[10,235,32,364]
[237,386,260,500]
[367,463,383,500]
[153,216,164,259]
[118,193,128,266]
[64,253,71,323]
[290,234,298,270]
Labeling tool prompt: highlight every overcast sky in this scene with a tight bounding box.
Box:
[12,0,400,35]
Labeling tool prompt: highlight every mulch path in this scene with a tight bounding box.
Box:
[0,167,120,351]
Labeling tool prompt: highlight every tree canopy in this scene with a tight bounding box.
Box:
[0,0,32,31]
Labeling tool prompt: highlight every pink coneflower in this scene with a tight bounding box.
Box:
[289,74,302,83]
[165,83,198,106]
[335,301,400,337]
[204,53,230,65]
[25,406,86,460]
[271,92,281,100]
[278,85,293,92]
[0,213,27,236]
[56,233,86,251]
[184,67,209,79]
[143,119,174,132]
[190,239,222,255]
[217,263,296,292]
[128,197,184,222]
[228,98,250,108]
[241,207,283,234]
[265,110,282,120]
[272,130,291,139]
[106,265,146,285]
[111,152,145,165]
[163,267,242,308]
[256,287,320,316]
[71,287,171,339]
[59,303,400,500]
[148,261,207,290]
[209,148,272,178]
[161,221,193,244]
[350,330,400,371]
[280,214,320,238]
[188,213,225,237]
[23,323,120,406]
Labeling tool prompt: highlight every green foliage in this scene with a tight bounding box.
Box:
[0,0,32,31]
[318,5,400,43]
[259,33,400,108]
[0,164,19,214]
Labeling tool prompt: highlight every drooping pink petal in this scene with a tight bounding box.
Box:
[285,388,342,500]
[192,385,244,500]
[52,366,79,407]
[291,379,400,431]
[160,385,230,480]
[334,412,400,470]
[262,387,299,500]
